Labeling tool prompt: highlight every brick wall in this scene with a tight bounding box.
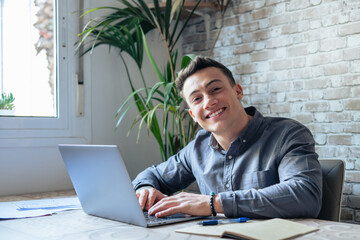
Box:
[182,0,360,223]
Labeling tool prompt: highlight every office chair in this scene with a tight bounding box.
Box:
[317,160,345,222]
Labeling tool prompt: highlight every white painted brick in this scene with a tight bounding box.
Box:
[310,67,324,78]
[322,14,340,27]
[350,60,360,73]
[346,159,357,170]
[287,91,310,102]
[293,113,313,124]
[320,38,346,52]
[266,36,291,48]
[240,54,251,63]
[269,103,290,113]
[314,112,327,122]
[310,0,321,6]
[330,50,344,63]
[311,89,324,100]
[348,35,360,48]
[350,10,360,21]
[355,158,360,171]
[314,133,327,145]
[273,92,286,102]
[344,48,360,61]
[270,81,292,92]
[287,0,310,11]
[293,57,306,68]
[293,80,304,90]
[270,27,282,38]
[274,47,286,58]
[352,86,360,97]
[343,99,360,110]
[254,0,266,9]
[329,76,343,88]
[255,41,266,50]
[257,61,271,72]
[344,123,360,133]
[305,101,329,112]
[290,102,305,112]
[259,19,270,29]
[339,12,350,24]
[323,87,351,100]
[307,53,330,66]
[272,2,286,14]
[345,171,360,183]
[343,183,353,194]
[352,112,360,122]
[351,147,360,159]
[310,19,322,29]
[339,22,360,36]
[328,100,344,112]
[324,62,349,76]
[354,135,360,146]
[250,94,271,104]
[304,78,329,89]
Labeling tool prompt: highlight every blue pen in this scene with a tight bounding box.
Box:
[198,217,250,226]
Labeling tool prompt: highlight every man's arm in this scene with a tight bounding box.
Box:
[220,124,322,218]
[132,145,197,211]
[132,149,196,195]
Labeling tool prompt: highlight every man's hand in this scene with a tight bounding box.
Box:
[136,187,167,211]
[148,192,222,218]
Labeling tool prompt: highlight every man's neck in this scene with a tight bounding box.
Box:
[213,112,253,151]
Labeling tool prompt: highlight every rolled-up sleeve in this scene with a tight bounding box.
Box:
[132,145,196,196]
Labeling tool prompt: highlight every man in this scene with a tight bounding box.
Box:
[132,56,322,219]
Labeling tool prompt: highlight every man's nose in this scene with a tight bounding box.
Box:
[204,95,218,109]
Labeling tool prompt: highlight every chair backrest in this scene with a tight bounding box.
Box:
[317,160,345,221]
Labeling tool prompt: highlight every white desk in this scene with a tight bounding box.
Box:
[1,190,359,240]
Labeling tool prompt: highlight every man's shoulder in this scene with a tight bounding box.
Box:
[262,115,313,140]
[263,115,307,129]
[188,129,211,147]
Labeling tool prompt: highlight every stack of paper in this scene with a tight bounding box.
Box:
[0,197,81,219]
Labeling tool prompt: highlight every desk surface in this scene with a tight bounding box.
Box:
[1,190,359,240]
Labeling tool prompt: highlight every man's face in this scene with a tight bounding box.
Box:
[183,67,244,135]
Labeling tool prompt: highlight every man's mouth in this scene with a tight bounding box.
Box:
[207,108,225,118]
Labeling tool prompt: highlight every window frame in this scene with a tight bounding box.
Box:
[0,0,89,146]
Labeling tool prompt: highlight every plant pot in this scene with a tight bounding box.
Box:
[0,109,15,116]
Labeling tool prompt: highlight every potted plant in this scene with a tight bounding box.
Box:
[0,92,15,116]
[77,0,201,161]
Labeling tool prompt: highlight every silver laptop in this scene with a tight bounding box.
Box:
[58,144,202,227]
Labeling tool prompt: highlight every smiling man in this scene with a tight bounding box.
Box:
[132,56,322,219]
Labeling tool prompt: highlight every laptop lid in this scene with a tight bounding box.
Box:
[58,144,202,227]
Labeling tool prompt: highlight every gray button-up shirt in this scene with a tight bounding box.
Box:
[132,107,322,218]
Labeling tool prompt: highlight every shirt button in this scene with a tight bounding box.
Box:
[228,155,232,159]
[225,183,230,188]
[243,139,246,143]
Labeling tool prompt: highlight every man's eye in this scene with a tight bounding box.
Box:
[192,97,200,103]
[213,87,221,92]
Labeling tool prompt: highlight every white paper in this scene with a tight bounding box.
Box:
[0,196,81,219]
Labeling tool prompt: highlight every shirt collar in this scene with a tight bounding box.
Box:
[208,106,263,150]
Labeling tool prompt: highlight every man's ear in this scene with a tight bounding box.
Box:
[234,84,244,100]
[188,109,197,122]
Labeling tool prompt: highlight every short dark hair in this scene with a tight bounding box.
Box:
[175,56,236,97]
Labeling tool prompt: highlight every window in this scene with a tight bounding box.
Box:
[0,0,56,117]
[0,0,87,136]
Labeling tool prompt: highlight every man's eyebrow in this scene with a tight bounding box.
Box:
[188,79,222,99]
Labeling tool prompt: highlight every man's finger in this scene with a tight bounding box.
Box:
[145,190,157,210]
[138,190,149,210]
